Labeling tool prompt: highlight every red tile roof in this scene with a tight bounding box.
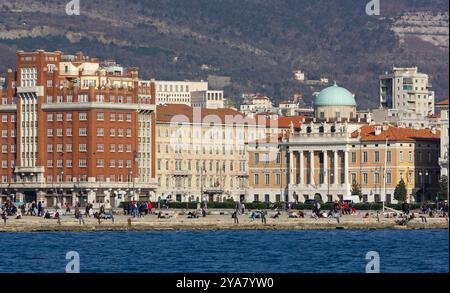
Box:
[157,104,303,128]
[352,125,440,142]
[436,99,449,105]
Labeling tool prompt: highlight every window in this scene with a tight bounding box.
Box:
[79,112,87,121]
[47,113,53,121]
[47,96,53,104]
[97,144,104,152]
[374,172,380,184]
[79,159,87,167]
[264,173,270,185]
[66,113,72,121]
[126,113,132,122]
[118,128,123,137]
[399,151,404,162]
[97,112,104,121]
[67,95,73,103]
[386,172,392,184]
[254,153,260,164]
[408,151,413,162]
[96,159,104,167]
[109,144,115,152]
[118,144,124,152]
[363,173,368,185]
[351,173,357,184]
[374,151,380,163]
[47,160,53,168]
[254,174,259,185]
[57,128,63,137]
[386,151,392,163]
[79,128,87,136]
[126,128,131,137]
[66,128,73,136]
[110,113,115,121]
[66,144,73,152]
[275,173,281,185]
[57,144,63,152]
[47,144,53,152]
[351,152,356,163]
[47,80,53,87]
[110,128,115,136]
[57,160,63,168]
[363,151,368,163]
[118,113,123,121]
[47,129,53,137]
[79,144,87,152]
[57,113,63,121]
[97,128,104,136]
[126,144,132,152]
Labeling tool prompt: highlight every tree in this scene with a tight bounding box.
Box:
[351,181,362,201]
[394,179,407,202]
[438,175,448,201]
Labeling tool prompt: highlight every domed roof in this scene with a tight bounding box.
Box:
[314,83,356,106]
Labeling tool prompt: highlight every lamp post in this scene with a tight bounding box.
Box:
[419,170,429,203]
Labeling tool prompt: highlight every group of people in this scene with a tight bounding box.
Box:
[124,201,153,218]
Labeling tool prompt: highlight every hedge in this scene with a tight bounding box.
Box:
[119,201,424,211]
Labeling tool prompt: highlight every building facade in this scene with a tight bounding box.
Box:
[380,67,435,116]
[437,99,449,177]
[0,50,157,207]
[154,80,208,105]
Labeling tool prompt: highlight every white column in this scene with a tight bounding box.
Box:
[309,150,315,185]
[323,151,328,185]
[299,151,304,185]
[334,150,339,185]
[289,151,294,185]
[344,150,350,195]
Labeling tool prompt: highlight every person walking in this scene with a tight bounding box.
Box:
[148,200,153,214]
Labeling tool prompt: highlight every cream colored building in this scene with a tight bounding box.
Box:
[380,67,435,116]
[154,80,208,105]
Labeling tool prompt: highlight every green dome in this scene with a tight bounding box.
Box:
[314,83,356,106]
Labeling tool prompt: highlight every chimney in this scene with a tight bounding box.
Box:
[375,126,382,136]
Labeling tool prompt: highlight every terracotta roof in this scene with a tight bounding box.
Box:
[157,104,249,124]
[157,104,303,129]
[436,99,449,105]
[352,125,440,142]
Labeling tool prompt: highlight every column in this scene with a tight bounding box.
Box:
[334,150,339,184]
[299,151,304,185]
[344,150,350,195]
[309,150,315,185]
[323,151,328,185]
[289,151,294,185]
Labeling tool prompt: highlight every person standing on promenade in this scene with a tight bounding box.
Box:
[37,201,43,217]
[1,210,7,225]
[241,203,245,214]
[77,210,85,225]
[148,200,153,214]
[233,211,239,224]
[110,208,115,224]
[261,210,267,225]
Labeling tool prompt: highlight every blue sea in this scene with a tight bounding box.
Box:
[0,230,447,273]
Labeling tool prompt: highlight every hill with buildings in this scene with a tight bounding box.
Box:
[0,0,448,108]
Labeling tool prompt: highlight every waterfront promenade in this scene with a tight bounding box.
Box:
[0,209,448,232]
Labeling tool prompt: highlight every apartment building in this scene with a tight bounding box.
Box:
[436,99,449,177]
[191,90,224,109]
[0,50,157,207]
[380,67,435,116]
[154,80,208,105]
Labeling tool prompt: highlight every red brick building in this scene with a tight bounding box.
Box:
[0,50,157,207]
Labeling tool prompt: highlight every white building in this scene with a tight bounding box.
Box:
[154,80,208,105]
[380,67,435,116]
[437,99,449,177]
[293,70,306,81]
[191,90,225,109]
[240,94,274,115]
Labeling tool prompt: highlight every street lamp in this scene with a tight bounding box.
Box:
[419,170,429,203]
